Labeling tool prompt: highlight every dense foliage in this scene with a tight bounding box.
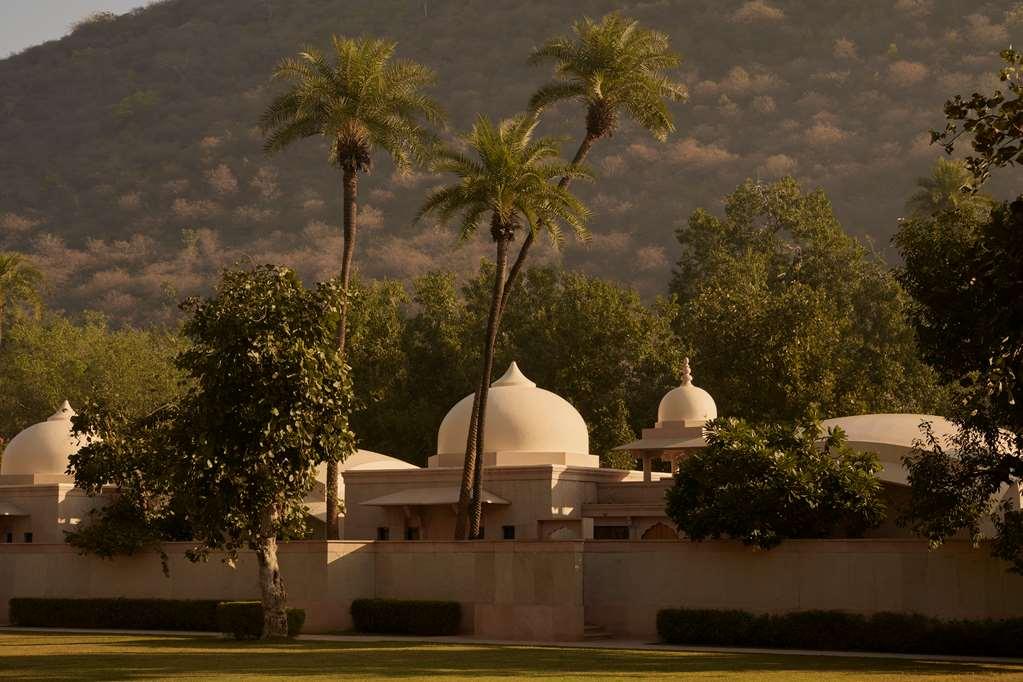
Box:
[671,178,949,422]
[0,311,184,445]
[8,598,221,631]
[897,50,1023,574]
[656,608,1023,658]
[665,418,885,549]
[350,598,461,636]
[69,264,355,638]
[0,1,1014,323]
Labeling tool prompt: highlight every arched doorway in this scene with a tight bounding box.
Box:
[641,522,678,540]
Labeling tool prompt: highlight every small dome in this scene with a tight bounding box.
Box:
[437,362,589,459]
[1,401,88,477]
[658,359,717,423]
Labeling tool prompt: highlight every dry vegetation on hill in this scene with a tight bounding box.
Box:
[0,0,1018,323]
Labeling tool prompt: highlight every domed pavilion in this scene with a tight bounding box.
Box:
[0,401,112,544]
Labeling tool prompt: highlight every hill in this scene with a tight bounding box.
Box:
[0,0,1018,324]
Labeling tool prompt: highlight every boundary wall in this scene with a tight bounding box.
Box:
[1,539,1020,640]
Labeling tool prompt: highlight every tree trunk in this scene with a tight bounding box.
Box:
[326,167,358,541]
[466,232,510,539]
[0,300,5,347]
[455,230,510,538]
[256,536,289,639]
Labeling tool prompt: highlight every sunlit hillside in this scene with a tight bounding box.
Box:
[0,0,1017,323]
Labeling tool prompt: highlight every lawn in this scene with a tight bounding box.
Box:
[2,632,1023,681]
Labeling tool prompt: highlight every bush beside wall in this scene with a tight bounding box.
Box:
[656,608,1023,658]
[215,601,305,640]
[350,598,461,636]
[8,598,221,631]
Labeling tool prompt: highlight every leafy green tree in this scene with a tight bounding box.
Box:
[665,418,885,549]
[503,13,685,312]
[905,158,994,219]
[0,252,44,347]
[419,114,589,539]
[932,48,1023,188]
[0,311,183,445]
[261,36,442,538]
[71,265,355,638]
[896,47,1023,573]
[896,199,1023,570]
[670,178,948,423]
[345,279,411,458]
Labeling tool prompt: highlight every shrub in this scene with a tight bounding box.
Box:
[656,607,1023,657]
[8,598,220,631]
[350,598,461,636]
[215,601,305,640]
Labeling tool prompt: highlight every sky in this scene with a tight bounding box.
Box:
[1,0,144,56]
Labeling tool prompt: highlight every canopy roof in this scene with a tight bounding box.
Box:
[361,487,510,507]
[0,502,29,517]
[614,436,706,453]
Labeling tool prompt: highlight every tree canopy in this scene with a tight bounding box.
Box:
[670,178,948,423]
[665,417,885,549]
[70,265,355,638]
[0,311,183,446]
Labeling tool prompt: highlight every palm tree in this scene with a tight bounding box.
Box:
[419,114,590,539]
[906,158,994,219]
[0,252,43,346]
[260,36,443,539]
[498,13,686,312]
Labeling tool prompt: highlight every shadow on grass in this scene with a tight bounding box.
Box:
[2,633,1023,680]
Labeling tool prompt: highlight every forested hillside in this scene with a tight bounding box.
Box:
[0,0,1017,323]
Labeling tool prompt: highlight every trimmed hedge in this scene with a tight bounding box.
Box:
[8,598,221,631]
[215,601,305,640]
[350,598,461,636]
[657,608,1023,658]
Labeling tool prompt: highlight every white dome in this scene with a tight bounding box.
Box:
[436,362,589,459]
[658,359,717,423]
[315,449,418,482]
[1,401,88,477]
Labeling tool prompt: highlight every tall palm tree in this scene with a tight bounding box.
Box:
[419,114,590,539]
[260,36,443,539]
[0,252,43,347]
[906,158,994,219]
[500,13,686,312]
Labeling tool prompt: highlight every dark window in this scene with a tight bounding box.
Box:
[404,527,420,541]
[4,532,11,544]
[593,526,630,540]
[502,525,516,540]
[23,532,33,543]
[376,527,389,541]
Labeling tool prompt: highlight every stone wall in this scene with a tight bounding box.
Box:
[1,539,1020,641]
[0,540,584,639]
[582,539,1023,638]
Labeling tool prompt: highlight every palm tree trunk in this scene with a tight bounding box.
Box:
[456,230,510,540]
[461,136,600,539]
[257,535,289,639]
[326,167,358,541]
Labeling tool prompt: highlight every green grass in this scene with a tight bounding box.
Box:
[1,632,1023,681]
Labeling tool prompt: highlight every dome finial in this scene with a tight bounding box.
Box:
[492,361,536,388]
[681,357,692,386]
[48,400,76,421]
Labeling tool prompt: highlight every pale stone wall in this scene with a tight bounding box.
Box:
[582,539,1023,638]
[2,539,1020,641]
[0,541,585,640]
